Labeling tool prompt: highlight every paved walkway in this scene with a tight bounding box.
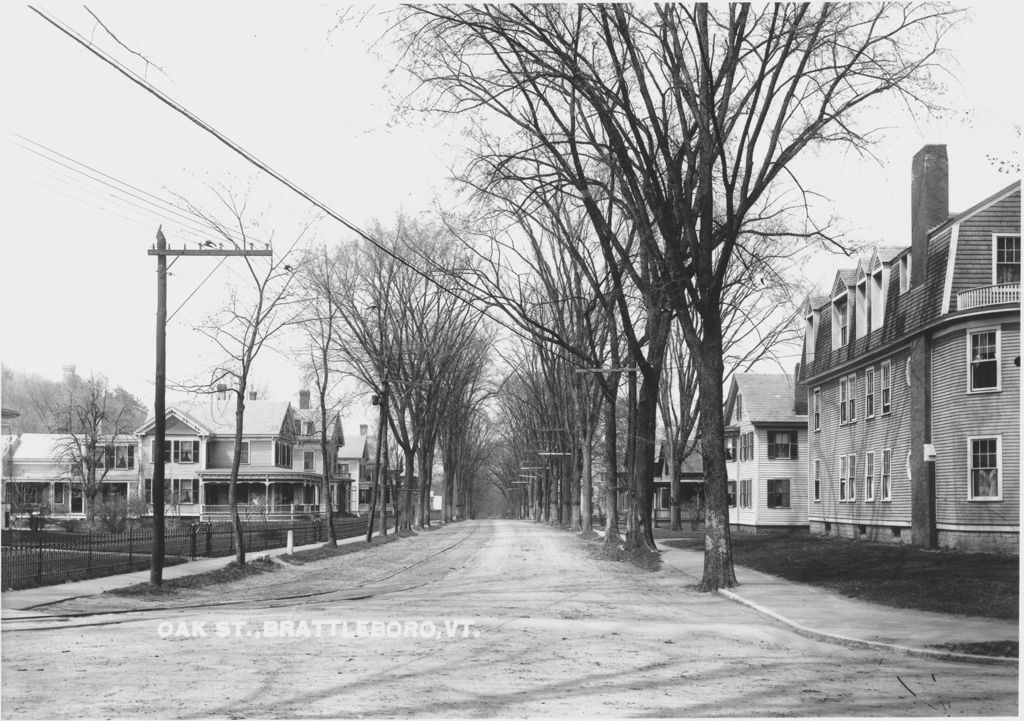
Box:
[657,543,1018,665]
[1,527,385,613]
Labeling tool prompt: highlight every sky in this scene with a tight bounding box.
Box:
[1,3,1021,424]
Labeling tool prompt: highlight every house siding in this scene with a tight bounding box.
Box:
[807,346,915,542]
[931,319,1020,547]
[949,190,1021,309]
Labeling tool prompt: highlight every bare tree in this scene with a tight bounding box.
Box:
[401,3,957,588]
[182,189,306,565]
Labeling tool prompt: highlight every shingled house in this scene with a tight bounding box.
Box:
[800,145,1020,552]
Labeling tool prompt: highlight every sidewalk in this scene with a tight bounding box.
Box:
[1,527,389,614]
[657,543,1019,665]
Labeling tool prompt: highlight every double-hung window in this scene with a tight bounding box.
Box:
[864,451,875,502]
[839,456,848,501]
[766,430,798,460]
[162,440,199,464]
[880,361,892,414]
[968,329,1000,392]
[740,480,752,508]
[846,373,857,422]
[864,368,875,419]
[303,451,315,471]
[724,436,737,462]
[727,481,737,508]
[994,235,1021,284]
[813,459,821,502]
[881,449,892,501]
[839,377,849,424]
[968,437,1001,500]
[767,479,790,509]
[847,454,856,501]
[812,388,820,431]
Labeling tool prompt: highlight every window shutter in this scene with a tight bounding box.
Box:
[192,478,200,502]
[767,431,776,460]
[791,431,798,460]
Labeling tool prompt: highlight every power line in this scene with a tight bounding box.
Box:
[14,133,268,247]
[28,5,548,350]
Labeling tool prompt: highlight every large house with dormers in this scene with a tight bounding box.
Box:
[800,145,1019,553]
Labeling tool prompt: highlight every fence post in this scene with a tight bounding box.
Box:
[87,530,93,573]
[206,524,212,557]
[190,523,198,561]
[36,533,43,585]
[128,528,133,568]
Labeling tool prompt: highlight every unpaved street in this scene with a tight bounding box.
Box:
[2,520,1017,717]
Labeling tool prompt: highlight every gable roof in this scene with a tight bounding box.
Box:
[728,373,805,425]
[337,433,368,460]
[138,400,292,437]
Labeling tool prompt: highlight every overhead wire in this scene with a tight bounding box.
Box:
[28,5,550,351]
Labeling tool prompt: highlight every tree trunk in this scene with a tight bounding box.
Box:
[669,438,682,531]
[581,432,593,533]
[603,389,620,545]
[229,390,246,566]
[695,319,738,591]
[571,445,582,532]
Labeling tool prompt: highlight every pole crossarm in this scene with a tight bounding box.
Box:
[147,249,273,257]
[574,367,640,373]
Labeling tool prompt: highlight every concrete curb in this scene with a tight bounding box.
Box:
[716,588,1018,667]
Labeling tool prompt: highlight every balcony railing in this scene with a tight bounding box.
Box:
[957,282,1020,311]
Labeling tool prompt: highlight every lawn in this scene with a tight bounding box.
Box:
[659,531,1019,620]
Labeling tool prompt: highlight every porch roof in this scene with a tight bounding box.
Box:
[198,469,322,483]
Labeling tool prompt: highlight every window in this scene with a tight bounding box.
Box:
[53,483,66,504]
[899,254,912,294]
[870,268,886,329]
[766,430,798,460]
[805,312,817,363]
[846,373,857,422]
[881,449,892,501]
[337,462,350,476]
[163,440,199,464]
[813,459,821,502]
[303,451,315,471]
[358,487,372,505]
[994,234,1021,284]
[968,437,1001,500]
[880,361,892,414]
[735,394,743,421]
[274,441,293,468]
[114,445,135,469]
[658,487,670,510]
[239,441,249,465]
[865,368,875,419]
[969,329,1000,392]
[173,478,200,504]
[839,456,848,501]
[847,454,856,501]
[767,479,790,509]
[864,452,875,502]
[739,432,754,462]
[739,480,752,508]
[724,436,736,462]
[293,419,302,435]
[303,421,315,435]
[855,280,868,338]
[839,377,848,424]
[727,481,737,508]
[813,388,820,431]
[832,294,849,348]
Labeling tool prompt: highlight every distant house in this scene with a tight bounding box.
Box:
[136,394,338,522]
[801,145,1020,553]
[1,433,139,519]
[723,371,809,533]
[652,442,704,526]
[289,390,350,513]
[341,425,376,515]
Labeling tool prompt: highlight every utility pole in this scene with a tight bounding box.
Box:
[366,377,387,543]
[148,227,271,585]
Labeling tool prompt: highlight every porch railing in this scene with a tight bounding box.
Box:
[201,503,322,516]
[957,282,1020,311]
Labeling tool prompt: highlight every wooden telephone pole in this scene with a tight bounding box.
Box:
[148,226,271,585]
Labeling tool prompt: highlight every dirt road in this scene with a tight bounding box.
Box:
[1,520,1017,717]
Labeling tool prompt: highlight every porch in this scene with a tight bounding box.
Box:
[199,474,329,522]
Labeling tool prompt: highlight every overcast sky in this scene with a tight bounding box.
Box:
[1,3,1021,422]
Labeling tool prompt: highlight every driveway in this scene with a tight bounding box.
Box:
[1,520,1017,717]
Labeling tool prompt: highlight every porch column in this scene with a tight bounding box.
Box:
[49,482,54,510]
[265,478,271,509]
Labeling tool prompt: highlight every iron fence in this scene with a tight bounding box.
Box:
[1,516,368,591]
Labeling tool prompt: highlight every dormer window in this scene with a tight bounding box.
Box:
[804,311,817,363]
[899,254,912,294]
[870,266,887,328]
[855,279,869,338]
[832,294,849,349]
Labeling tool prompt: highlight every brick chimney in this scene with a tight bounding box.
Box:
[793,363,807,415]
[359,424,368,436]
[299,390,310,410]
[910,145,948,288]
[248,390,257,401]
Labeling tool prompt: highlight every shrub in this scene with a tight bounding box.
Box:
[57,518,82,532]
[93,495,129,534]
